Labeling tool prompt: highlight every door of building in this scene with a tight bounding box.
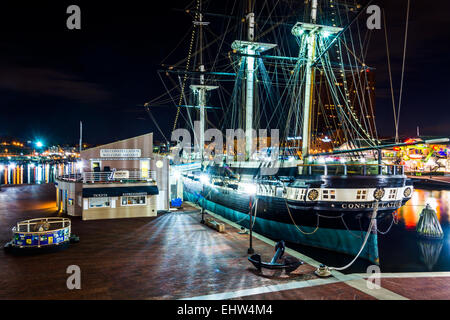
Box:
[91,161,101,171]
[140,160,150,179]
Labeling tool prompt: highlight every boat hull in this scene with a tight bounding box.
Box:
[183,177,412,264]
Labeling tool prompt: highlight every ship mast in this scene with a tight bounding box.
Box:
[292,0,342,163]
[190,3,217,161]
[245,12,256,161]
[232,3,276,161]
[302,0,318,162]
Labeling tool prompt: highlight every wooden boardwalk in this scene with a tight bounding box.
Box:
[0,184,449,300]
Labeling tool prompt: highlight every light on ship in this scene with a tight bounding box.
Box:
[200,174,210,185]
[243,183,257,195]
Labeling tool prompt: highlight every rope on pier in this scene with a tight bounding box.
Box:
[329,201,379,272]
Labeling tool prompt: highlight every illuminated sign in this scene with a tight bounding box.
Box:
[113,170,129,179]
[122,192,147,196]
[100,149,141,158]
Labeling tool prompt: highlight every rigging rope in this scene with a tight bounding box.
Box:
[144,105,169,143]
[383,9,398,139]
[172,0,201,133]
[396,0,411,142]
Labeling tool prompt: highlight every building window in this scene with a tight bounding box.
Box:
[357,190,367,200]
[89,197,110,208]
[121,196,147,206]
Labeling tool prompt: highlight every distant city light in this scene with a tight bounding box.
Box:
[8,163,16,169]
[76,162,84,170]
[36,141,44,148]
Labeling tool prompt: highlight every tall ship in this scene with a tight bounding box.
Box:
[150,0,415,264]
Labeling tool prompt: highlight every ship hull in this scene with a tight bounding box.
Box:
[183,177,412,264]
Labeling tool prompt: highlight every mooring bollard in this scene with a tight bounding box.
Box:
[416,204,444,239]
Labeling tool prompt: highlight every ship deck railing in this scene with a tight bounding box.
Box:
[184,164,406,188]
[298,164,405,176]
[56,170,156,184]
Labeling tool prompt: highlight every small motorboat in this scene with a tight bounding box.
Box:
[4,217,79,255]
[248,240,303,274]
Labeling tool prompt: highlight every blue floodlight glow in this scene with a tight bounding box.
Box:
[36,141,44,148]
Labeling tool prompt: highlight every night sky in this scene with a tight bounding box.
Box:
[0,0,449,146]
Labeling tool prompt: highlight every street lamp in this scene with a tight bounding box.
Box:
[199,174,209,224]
[244,183,257,254]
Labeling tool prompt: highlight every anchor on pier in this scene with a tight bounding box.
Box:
[248,240,303,274]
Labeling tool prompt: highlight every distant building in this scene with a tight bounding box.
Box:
[55,133,170,220]
[382,137,450,174]
[0,137,32,157]
[311,69,376,150]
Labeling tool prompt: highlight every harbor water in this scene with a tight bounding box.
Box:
[0,162,77,185]
[287,189,450,274]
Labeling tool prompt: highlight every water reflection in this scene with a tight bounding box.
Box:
[417,239,444,271]
[378,189,450,273]
[288,189,450,274]
[0,162,77,185]
[398,189,449,228]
